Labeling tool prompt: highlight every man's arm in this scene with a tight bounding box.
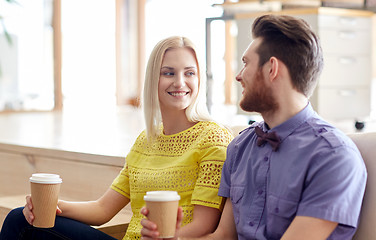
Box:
[281,216,338,240]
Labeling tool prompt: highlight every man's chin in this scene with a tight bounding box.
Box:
[239,101,254,113]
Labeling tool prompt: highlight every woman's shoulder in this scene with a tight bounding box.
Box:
[200,121,233,134]
[194,121,234,144]
[129,130,148,149]
[135,129,147,141]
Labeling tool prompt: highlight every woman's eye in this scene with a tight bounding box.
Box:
[186,71,195,76]
[162,72,174,76]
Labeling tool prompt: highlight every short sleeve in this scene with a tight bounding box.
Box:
[110,163,130,199]
[191,124,233,210]
[297,145,367,227]
[218,141,236,198]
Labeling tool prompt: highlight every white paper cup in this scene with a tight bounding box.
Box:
[144,191,180,238]
[30,173,62,228]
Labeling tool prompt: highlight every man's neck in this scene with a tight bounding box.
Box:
[262,97,308,129]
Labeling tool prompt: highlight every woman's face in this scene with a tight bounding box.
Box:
[158,47,199,114]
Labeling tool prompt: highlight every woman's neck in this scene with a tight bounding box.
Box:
[161,110,196,135]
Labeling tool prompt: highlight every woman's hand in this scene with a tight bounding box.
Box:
[140,206,183,240]
[22,195,62,225]
[22,195,34,225]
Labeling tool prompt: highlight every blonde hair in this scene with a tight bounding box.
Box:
[143,36,212,139]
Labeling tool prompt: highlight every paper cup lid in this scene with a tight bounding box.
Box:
[144,191,180,202]
[29,173,62,184]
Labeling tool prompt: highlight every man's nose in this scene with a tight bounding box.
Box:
[235,70,243,82]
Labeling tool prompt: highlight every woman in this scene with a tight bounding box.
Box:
[0,36,233,240]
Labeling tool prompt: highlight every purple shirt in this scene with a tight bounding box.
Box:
[219,103,367,240]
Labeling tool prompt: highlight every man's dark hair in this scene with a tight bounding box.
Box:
[252,15,323,97]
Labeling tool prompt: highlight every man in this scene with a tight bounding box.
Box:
[141,14,367,240]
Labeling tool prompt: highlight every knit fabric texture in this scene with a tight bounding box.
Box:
[111,121,233,239]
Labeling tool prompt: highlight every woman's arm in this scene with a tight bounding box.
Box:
[194,197,238,240]
[140,205,220,239]
[176,205,220,237]
[141,198,238,240]
[23,188,129,226]
[57,188,130,226]
[181,198,238,240]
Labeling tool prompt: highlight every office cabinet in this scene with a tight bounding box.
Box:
[234,8,374,123]
[315,13,373,121]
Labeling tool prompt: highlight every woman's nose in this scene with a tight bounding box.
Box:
[174,73,186,88]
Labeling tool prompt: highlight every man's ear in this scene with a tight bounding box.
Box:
[268,56,279,81]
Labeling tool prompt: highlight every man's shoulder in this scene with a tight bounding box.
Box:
[303,118,356,150]
[230,122,259,144]
[237,121,260,136]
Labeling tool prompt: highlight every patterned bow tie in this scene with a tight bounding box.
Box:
[254,126,281,152]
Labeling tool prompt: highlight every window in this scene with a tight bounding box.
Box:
[0,0,232,114]
[61,0,117,110]
[0,0,54,111]
[145,0,228,115]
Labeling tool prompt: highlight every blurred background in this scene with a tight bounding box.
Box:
[0,0,375,133]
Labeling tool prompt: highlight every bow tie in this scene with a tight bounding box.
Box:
[254,126,281,151]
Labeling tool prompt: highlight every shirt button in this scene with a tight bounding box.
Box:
[258,190,263,195]
[275,207,279,213]
[264,157,268,162]
[249,222,254,227]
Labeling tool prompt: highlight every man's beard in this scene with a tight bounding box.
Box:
[239,69,278,114]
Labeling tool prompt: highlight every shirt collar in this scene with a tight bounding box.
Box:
[260,102,315,143]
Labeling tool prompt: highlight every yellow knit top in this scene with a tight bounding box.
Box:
[110,121,233,240]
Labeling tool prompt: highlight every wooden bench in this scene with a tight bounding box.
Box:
[0,195,132,240]
[0,143,132,239]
